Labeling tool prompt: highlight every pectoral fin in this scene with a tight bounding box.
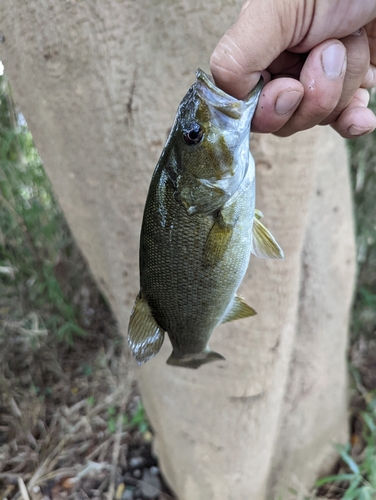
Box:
[204,212,233,266]
[128,291,165,364]
[221,293,257,323]
[252,212,284,260]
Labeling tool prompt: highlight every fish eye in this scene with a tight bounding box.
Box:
[183,123,204,145]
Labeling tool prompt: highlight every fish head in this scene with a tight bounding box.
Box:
[162,69,262,215]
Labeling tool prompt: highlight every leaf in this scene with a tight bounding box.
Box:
[108,418,116,434]
[130,402,149,433]
[342,475,362,499]
[368,459,376,488]
[361,411,376,433]
[66,322,87,338]
[349,363,363,387]
[82,363,93,376]
[56,322,87,346]
[138,421,148,434]
[368,396,376,412]
[359,287,376,306]
[315,473,356,487]
[108,406,117,417]
[335,444,360,474]
[359,486,376,500]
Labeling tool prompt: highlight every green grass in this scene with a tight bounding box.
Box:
[349,104,376,341]
[311,94,376,499]
[0,74,87,345]
[107,401,150,435]
[315,394,376,499]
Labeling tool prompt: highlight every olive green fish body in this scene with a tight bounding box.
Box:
[140,160,255,366]
[128,69,283,369]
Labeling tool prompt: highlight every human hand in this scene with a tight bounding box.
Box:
[210,0,376,138]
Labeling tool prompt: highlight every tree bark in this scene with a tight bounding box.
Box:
[0,1,356,498]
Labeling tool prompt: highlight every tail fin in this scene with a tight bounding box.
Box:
[166,350,225,369]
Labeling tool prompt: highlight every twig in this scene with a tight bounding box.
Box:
[9,397,22,418]
[86,437,112,461]
[27,384,126,491]
[0,472,32,481]
[107,401,126,500]
[27,417,86,490]
[34,466,78,484]
[79,490,91,500]
[17,477,30,500]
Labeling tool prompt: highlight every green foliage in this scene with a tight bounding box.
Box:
[310,111,376,497]
[107,406,118,434]
[289,99,376,499]
[0,74,86,345]
[130,401,150,434]
[315,395,376,499]
[107,401,150,435]
[349,93,376,340]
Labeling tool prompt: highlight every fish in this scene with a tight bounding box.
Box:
[128,68,283,369]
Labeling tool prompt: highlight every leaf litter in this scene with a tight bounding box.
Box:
[0,283,175,500]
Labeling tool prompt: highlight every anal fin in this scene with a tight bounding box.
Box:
[252,212,284,260]
[128,291,165,364]
[221,293,257,324]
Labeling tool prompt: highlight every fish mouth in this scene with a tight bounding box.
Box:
[195,68,263,120]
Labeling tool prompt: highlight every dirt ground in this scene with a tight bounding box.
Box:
[0,249,176,500]
[0,229,375,500]
[1,297,375,500]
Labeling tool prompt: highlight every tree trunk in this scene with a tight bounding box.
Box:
[0,1,356,498]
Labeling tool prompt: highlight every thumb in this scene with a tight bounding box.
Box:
[210,0,300,99]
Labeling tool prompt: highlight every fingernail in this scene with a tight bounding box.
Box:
[347,125,373,137]
[321,44,346,78]
[363,66,376,88]
[275,90,302,115]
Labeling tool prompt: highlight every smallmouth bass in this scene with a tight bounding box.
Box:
[128,69,283,369]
